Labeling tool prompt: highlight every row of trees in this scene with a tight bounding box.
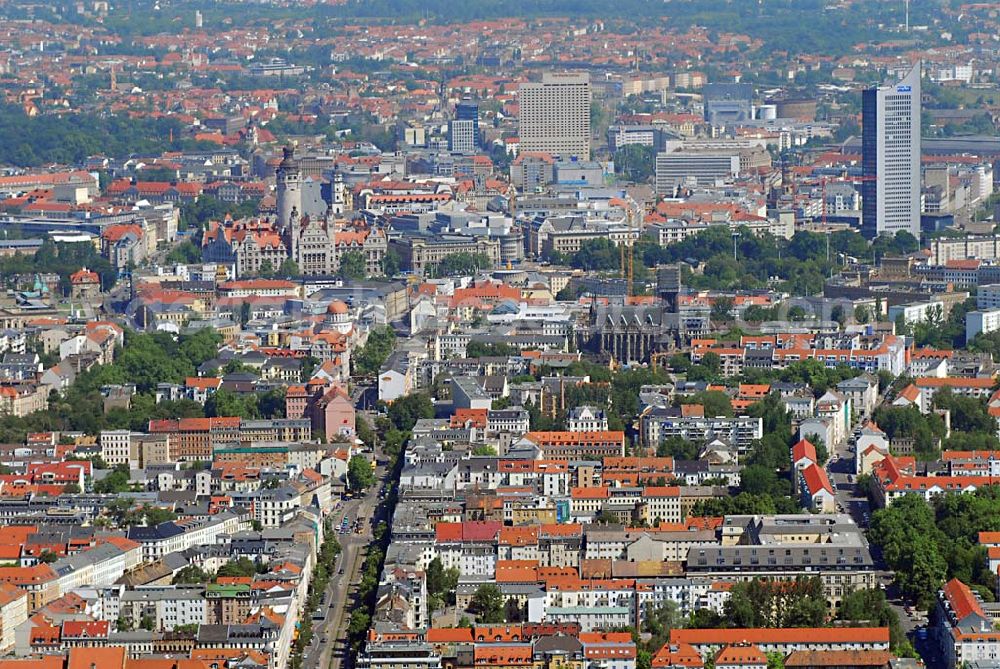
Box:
[547,226,920,300]
[873,387,999,460]
[869,489,1000,609]
[0,238,117,294]
[0,328,226,442]
[290,523,342,669]
[630,578,911,669]
[0,103,186,166]
[353,325,396,375]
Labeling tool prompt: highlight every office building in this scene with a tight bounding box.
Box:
[862,62,921,238]
[455,101,479,144]
[448,119,476,153]
[519,73,591,158]
[703,83,753,125]
[655,151,739,192]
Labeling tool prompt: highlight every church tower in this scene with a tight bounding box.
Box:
[331,172,345,215]
[276,146,302,227]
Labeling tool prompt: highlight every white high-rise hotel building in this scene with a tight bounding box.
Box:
[862,62,921,238]
[518,72,591,159]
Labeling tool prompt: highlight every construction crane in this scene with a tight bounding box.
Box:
[618,241,635,298]
[650,350,672,371]
[619,204,637,297]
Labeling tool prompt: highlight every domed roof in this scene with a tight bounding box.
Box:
[327,300,349,315]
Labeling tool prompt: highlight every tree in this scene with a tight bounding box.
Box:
[642,601,681,649]
[277,258,300,278]
[739,465,781,496]
[504,597,525,622]
[467,342,518,358]
[239,301,252,326]
[593,510,619,524]
[657,436,699,460]
[217,557,258,578]
[434,252,492,276]
[348,610,371,636]
[711,297,734,322]
[469,584,505,623]
[724,577,827,628]
[382,250,402,277]
[143,506,177,526]
[37,550,58,563]
[854,305,872,324]
[94,465,131,494]
[425,557,446,595]
[354,326,396,375]
[680,390,733,417]
[173,565,212,584]
[387,393,434,431]
[615,144,655,183]
[257,259,275,278]
[868,495,948,608]
[570,238,620,271]
[258,387,287,419]
[338,251,368,280]
[838,588,910,654]
[166,240,202,264]
[348,455,376,491]
[206,388,259,419]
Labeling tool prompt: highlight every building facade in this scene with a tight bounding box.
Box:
[862,62,921,238]
[519,73,591,159]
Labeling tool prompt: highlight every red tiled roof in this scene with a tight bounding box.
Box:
[792,439,817,464]
[802,463,833,495]
[942,578,985,622]
[671,627,889,645]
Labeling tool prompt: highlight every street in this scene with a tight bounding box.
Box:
[824,404,931,653]
[302,460,389,669]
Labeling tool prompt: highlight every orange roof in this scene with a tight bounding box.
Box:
[0,658,64,669]
[524,431,625,444]
[571,486,609,499]
[802,463,833,495]
[426,628,475,643]
[942,578,985,621]
[0,582,26,607]
[915,376,994,388]
[714,644,766,666]
[671,627,889,646]
[498,526,539,546]
[643,486,681,497]
[473,645,532,665]
[0,564,56,585]
[68,647,126,669]
[792,439,817,464]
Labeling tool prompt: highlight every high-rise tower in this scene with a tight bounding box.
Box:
[518,72,591,159]
[276,146,302,227]
[862,62,921,238]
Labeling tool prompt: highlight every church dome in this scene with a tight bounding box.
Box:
[327,300,349,315]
